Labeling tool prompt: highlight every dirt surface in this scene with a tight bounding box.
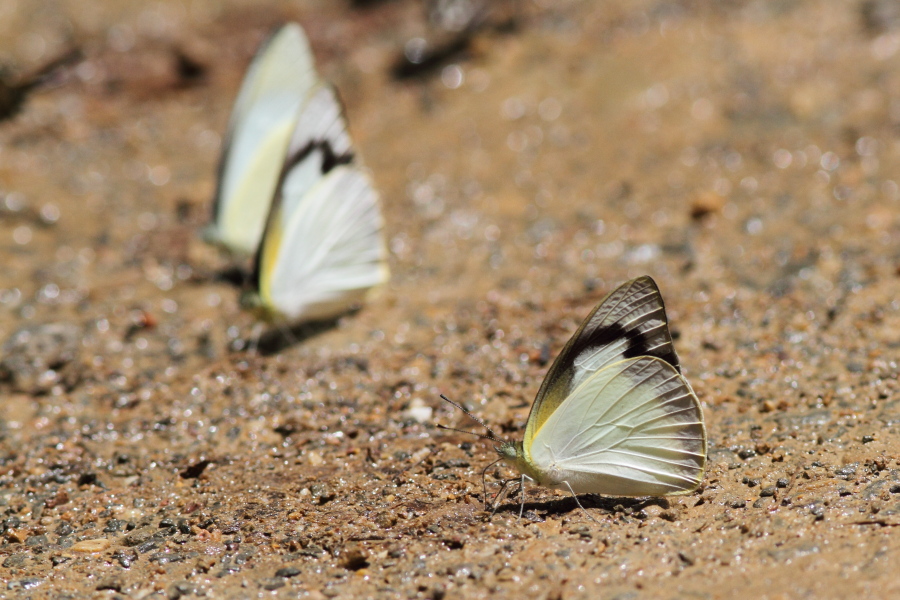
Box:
[2,0,900,598]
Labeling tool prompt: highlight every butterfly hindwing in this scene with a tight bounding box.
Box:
[259,165,388,322]
[528,356,706,496]
[524,276,681,446]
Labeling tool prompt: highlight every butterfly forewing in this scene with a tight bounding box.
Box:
[524,276,681,446]
[286,85,352,161]
[528,356,706,496]
[217,100,299,254]
[209,23,320,255]
[227,24,316,138]
[275,85,354,220]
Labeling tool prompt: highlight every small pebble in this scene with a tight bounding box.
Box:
[8,578,42,591]
[340,547,369,571]
[71,539,111,553]
[403,398,433,423]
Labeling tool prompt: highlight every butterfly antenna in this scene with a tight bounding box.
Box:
[436,424,499,442]
[438,394,503,443]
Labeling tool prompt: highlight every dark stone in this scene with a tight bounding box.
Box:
[25,534,48,547]
[299,544,324,557]
[275,566,302,578]
[149,552,185,565]
[137,540,162,554]
[122,528,153,547]
[180,459,211,479]
[3,554,26,568]
[436,459,470,469]
[834,464,858,479]
[113,549,135,568]
[260,578,285,590]
[167,581,194,600]
[55,522,74,536]
[104,519,127,533]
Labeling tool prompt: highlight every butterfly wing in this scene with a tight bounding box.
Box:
[226,23,317,140]
[524,276,681,447]
[528,356,706,496]
[277,85,354,220]
[208,23,319,256]
[257,165,389,322]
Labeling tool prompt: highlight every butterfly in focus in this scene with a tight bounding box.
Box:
[442,276,707,519]
[206,23,389,325]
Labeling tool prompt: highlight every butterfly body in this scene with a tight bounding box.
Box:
[492,277,707,506]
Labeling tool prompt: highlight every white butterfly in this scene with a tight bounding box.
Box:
[444,276,707,519]
[206,23,389,324]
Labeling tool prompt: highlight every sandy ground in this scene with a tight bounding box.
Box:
[2,0,900,598]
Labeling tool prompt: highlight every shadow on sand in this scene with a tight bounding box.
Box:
[232,309,362,355]
[492,493,673,521]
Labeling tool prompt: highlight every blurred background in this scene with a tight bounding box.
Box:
[2,1,900,598]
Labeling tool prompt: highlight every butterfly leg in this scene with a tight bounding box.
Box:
[480,458,504,510]
[488,478,515,516]
[274,319,299,349]
[562,480,600,524]
[247,322,265,355]
[518,473,527,520]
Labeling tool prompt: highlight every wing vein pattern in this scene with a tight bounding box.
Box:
[529,355,706,496]
[524,276,682,447]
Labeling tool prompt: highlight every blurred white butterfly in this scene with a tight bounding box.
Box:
[442,276,707,520]
[206,23,389,324]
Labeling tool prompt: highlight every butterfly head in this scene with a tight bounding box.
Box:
[498,438,542,476]
[240,289,278,322]
[495,440,522,466]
